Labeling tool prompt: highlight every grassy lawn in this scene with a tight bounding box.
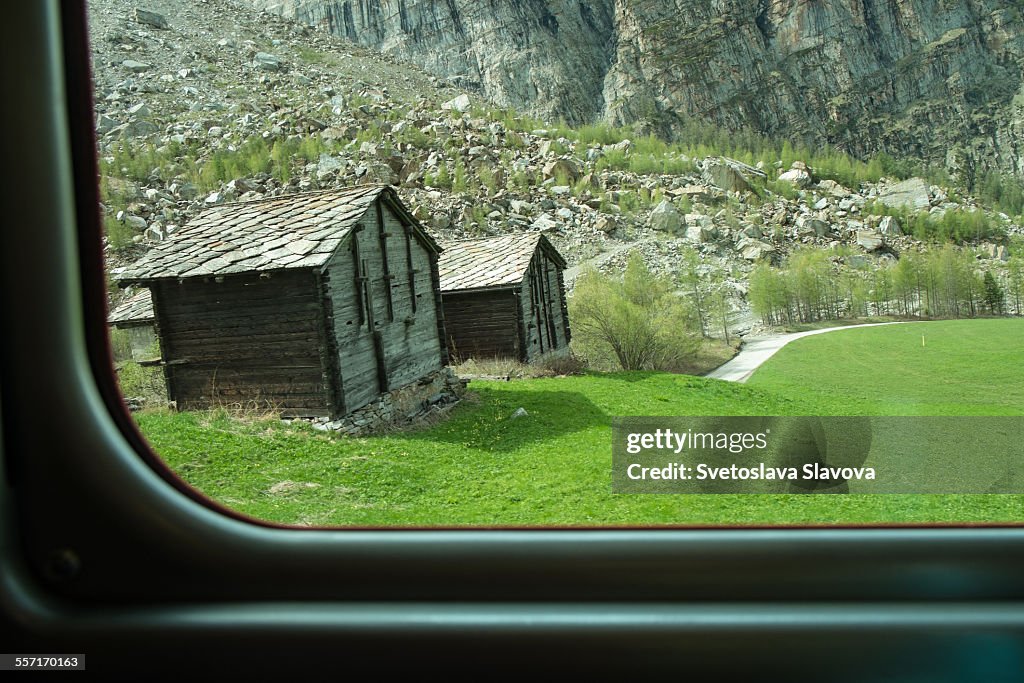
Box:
[138,318,1024,527]
[746,318,1024,415]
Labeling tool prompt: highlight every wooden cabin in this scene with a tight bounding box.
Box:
[108,289,157,361]
[117,185,447,418]
[439,233,570,363]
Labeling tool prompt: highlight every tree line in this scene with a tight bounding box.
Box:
[749,244,1024,326]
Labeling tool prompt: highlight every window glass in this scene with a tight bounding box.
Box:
[96,1,1024,527]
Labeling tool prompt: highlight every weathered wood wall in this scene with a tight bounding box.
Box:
[323,199,444,413]
[441,289,520,361]
[151,270,332,417]
[518,249,571,362]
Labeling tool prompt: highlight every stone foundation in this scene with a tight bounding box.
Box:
[307,367,468,435]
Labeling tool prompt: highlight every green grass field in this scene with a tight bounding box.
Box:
[746,319,1024,415]
[138,318,1024,526]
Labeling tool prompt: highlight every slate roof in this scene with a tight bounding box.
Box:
[439,233,566,292]
[108,289,154,326]
[118,185,436,284]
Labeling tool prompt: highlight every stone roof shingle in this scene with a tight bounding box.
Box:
[117,185,427,283]
[108,289,154,326]
[439,233,565,292]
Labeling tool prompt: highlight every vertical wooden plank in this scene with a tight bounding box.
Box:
[514,287,528,363]
[361,257,375,329]
[314,269,345,418]
[150,282,176,406]
[530,259,546,355]
[542,256,558,348]
[404,225,417,314]
[535,252,554,350]
[376,198,395,321]
[557,268,571,344]
[372,330,389,391]
[429,252,449,366]
[351,226,365,326]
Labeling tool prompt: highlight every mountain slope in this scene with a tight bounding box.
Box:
[252,0,1024,183]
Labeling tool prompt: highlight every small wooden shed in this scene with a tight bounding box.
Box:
[117,185,447,418]
[439,233,570,363]
[108,289,157,361]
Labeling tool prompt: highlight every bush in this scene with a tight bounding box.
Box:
[104,215,135,252]
[569,253,702,371]
[532,351,586,376]
[452,352,584,379]
[116,359,166,406]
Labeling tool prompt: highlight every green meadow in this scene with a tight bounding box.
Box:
[138,318,1024,526]
[746,319,1024,415]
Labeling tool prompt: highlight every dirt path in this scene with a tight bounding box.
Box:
[704,322,907,383]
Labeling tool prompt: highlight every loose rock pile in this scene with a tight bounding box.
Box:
[300,368,467,436]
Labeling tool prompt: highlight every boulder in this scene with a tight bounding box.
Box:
[173,182,198,200]
[441,93,471,112]
[119,120,159,137]
[604,139,633,154]
[509,199,535,214]
[131,9,168,29]
[144,225,166,241]
[817,179,851,197]
[671,185,715,204]
[595,216,617,233]
[742,224,763,238]
[701,157,766,193]
[856,230,885,251]
[777,166,812,188]
[649,200,684,234]
[877,177,931,211]
[532,214,561,232]
[738,239,775,260]
[796,215,831,237]
[124,215,147,231]
[359,162,398,185]
[122,60,151,73]
[542,158,580,183]
[226,178,256,195]
[979,243,1010,261]
[685,224,716,243]
[253,52,283,72]
[127,102,151,118]
[316,154,344,180]
[96,114,121,134]
[878,215,902,236]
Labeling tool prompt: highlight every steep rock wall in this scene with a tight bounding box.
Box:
[253,0,1024,180]
[252,0,618,125]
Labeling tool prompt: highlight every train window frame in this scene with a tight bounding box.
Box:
[3,1,1024,676]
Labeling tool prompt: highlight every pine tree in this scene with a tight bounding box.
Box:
[983,270,1006,315]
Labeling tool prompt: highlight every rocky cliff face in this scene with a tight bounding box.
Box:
[253,0,1024,182]
[252,0,618,125]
